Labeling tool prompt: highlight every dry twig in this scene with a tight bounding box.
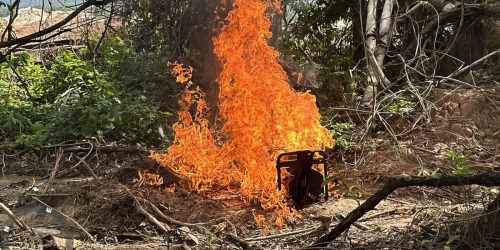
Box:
[134,201,171,234]
[31,197,95,242]
[226,234,264,250]
[43,147,64,193]
[0,201,36,236]
[244,224,325,242]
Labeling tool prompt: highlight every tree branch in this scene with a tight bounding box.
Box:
[310,171,500,248]
[403,2,498,55]
[445,48,500,80]
[0,0,112,49]
[1,0,21,42]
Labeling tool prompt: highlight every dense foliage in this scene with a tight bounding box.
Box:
[276,1,361,108]
[0,36,173,148]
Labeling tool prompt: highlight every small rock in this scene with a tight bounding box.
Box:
[443,3,457,12]
[33,227,61,236]
[178,226,190,234]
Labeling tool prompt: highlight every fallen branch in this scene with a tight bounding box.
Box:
[226,234,264,250]
[122,187,172,234]
[79,157,100,183]
[134,196,197,227]
[120,186,256,249]
[245,222,329,242]
[53,143,93,178]
[333,213,369,231]
[445,48,500,80]
[43,147,64,194]
[134,200,171,234]
[310,171,500,248]
[0,201,36,235]
[31,197,95,242]
[64,145,146,154]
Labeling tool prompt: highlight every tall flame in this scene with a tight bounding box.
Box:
[153,0,334,226]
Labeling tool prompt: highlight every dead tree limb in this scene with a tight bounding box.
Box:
[0,201,36,235]
[122,186,172,234]
[134,201,171,234]
[445,48,500,80]
[134,196,198,228]
[43,147,64,193]
[310,171,500,248]
[226,234,264,250]
[0,0,112,50]
[32,197,95,242]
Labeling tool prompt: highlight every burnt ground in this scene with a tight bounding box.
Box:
[0,87,499,249]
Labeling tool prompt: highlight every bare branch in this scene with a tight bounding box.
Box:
[0,0,112,49]
[445,48,500,80]
[310,171,500,248]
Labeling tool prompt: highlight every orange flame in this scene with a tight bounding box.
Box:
[134,170,164,187]
[152,1,334,226]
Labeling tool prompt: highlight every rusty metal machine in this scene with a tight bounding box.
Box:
[276,150,329,208]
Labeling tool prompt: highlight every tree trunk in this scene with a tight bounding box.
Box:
[351,0,365,63]
[186,0,230,126]
[375,0,395,67]
[362,0,395,106]
[365,0,378,59]
[361,0,379,106]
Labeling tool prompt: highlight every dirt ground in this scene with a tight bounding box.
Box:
[1,86,499,249]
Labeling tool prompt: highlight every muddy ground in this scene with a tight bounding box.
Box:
[0,87,499,249]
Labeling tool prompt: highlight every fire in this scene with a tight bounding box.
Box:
[152,0,334,226]
[134,170,164,187]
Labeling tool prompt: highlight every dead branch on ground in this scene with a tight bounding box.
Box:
[244,221,330,242]
[0,201,36,236]
[226,234,264,250]
[121,185,262,249]
[134,196,199,228]
[31,197,95,242]
[310,171,500,248]
[134,200,171,234]
[444,48,500,80]
[122,187,171,233]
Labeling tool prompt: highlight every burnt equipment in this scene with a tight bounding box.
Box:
[276,150,329,208]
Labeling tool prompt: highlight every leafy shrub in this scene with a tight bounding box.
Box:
[444,149,471,175]
[328,122,355,149]
[387,99,416,116]
[0,36,173,148]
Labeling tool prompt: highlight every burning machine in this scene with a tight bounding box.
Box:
[276,150,329,208]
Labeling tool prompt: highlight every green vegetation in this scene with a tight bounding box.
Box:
[444,149,471,175]
[327,122,355,149]
[0,36,173,148]
[323,174,361,197]
[387,100,416,116]
[277,1,355,106]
